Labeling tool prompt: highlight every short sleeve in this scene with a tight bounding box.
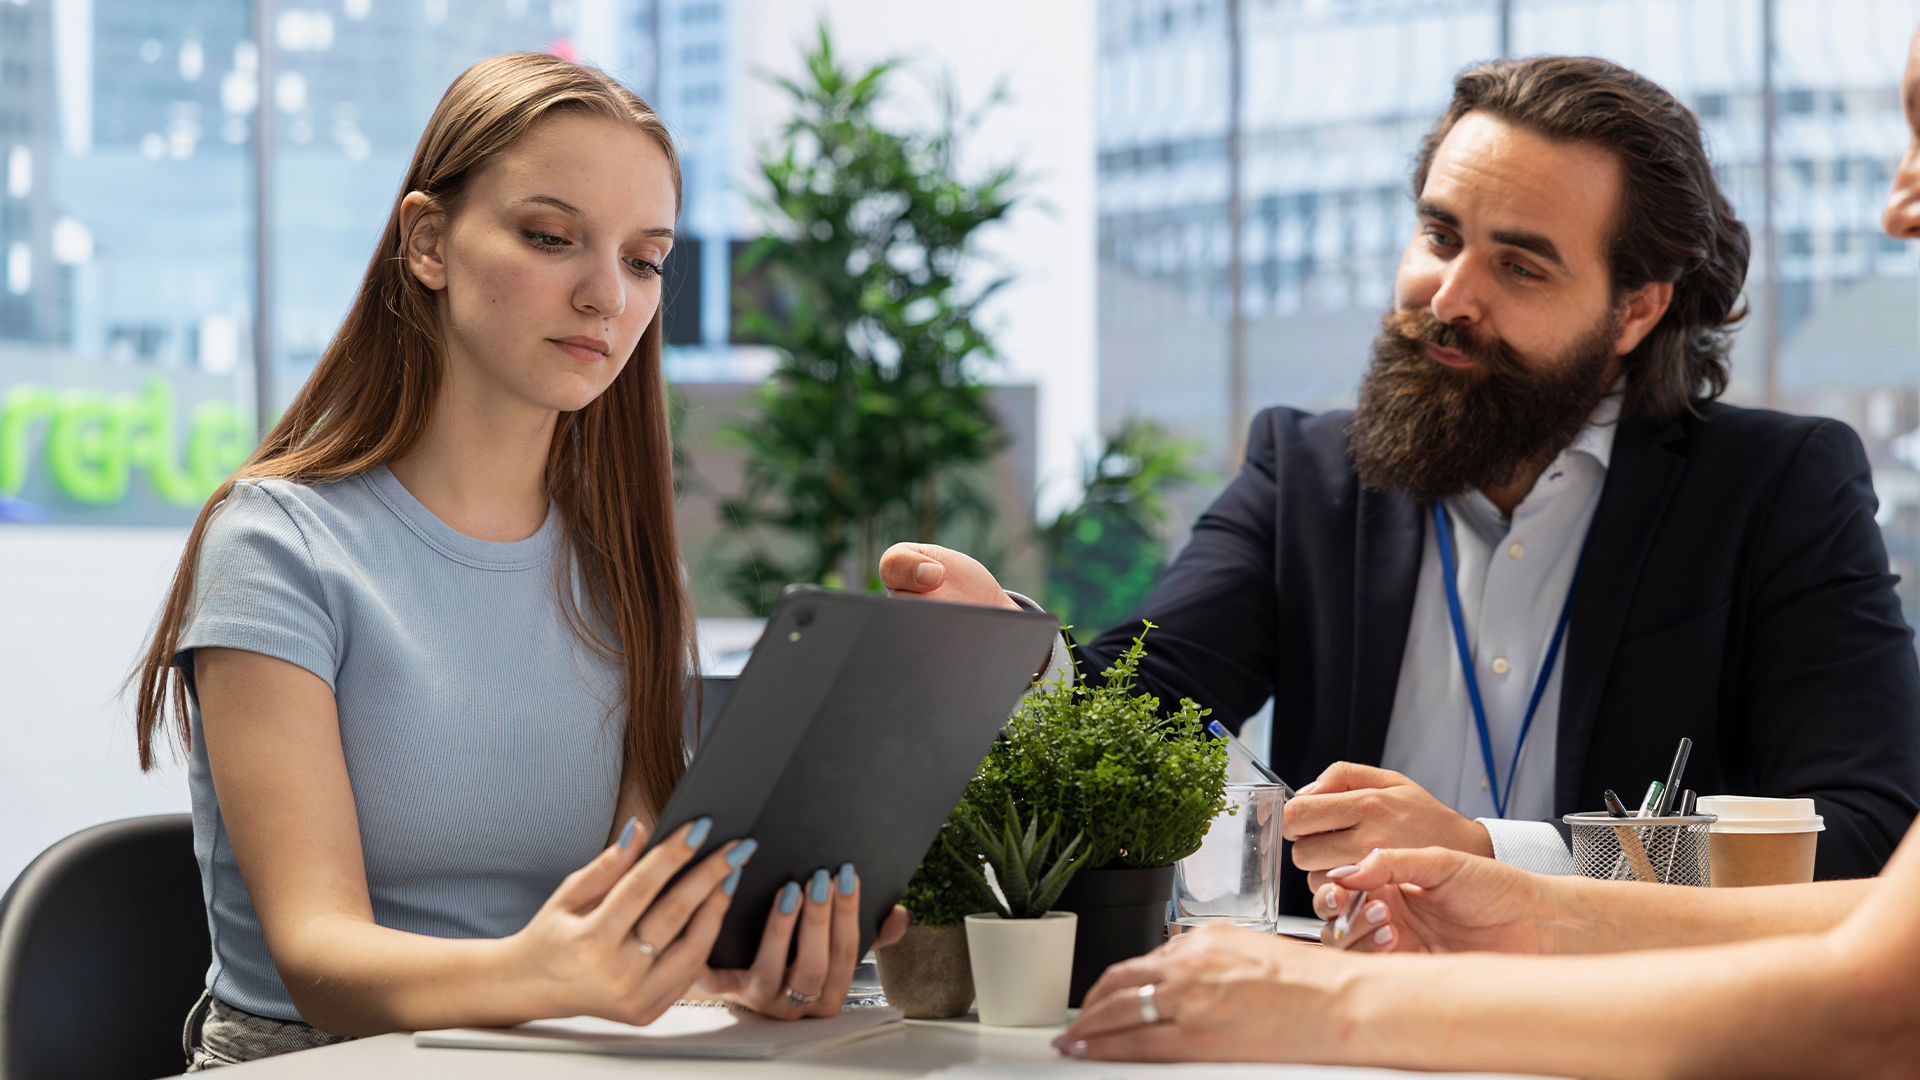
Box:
[177,480,339,693]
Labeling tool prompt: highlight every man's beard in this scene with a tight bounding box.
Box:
[1348,307,1619,504]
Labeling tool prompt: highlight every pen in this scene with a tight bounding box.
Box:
[1678,789,1697,817]
[1635,780,1665,819]
[1613,819,1660,883]
[1206,719,1290,789]
[1601,788,1656,881]
[1331,888,1369,943]
[1653,738,1692,817]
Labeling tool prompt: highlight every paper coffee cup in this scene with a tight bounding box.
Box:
[1698,796,1822,887]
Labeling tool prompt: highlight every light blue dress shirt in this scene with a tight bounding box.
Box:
[1380,392,1622,873]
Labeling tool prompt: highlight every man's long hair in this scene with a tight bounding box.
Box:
[131,53,696,819]
[1413,56,1751,422]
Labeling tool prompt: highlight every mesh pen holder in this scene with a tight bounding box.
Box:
[1563,812,1717,886]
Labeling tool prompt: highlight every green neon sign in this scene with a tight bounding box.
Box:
[0,378,250,507]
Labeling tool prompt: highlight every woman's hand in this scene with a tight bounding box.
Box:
[505,817,753,1026]
[1311,846,1557,955]
[1053,925,1349,1063]
[696,864,912,1018]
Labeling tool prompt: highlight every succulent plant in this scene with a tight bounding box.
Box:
[946,797,1085,919]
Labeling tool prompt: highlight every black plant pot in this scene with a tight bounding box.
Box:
[1052,864,1175,1007]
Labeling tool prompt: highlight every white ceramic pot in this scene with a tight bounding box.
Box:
[964,911,1077,1027]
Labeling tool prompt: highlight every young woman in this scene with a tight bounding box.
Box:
[131,53,904,1069]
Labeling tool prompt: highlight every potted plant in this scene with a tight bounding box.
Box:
[975,624,1228,1005]
[953,800,1085,1027]
[872,819,996,1018]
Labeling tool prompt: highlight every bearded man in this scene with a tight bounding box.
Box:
[882,55,1920,914]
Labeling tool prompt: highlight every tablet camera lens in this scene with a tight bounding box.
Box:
[796,609,815,628]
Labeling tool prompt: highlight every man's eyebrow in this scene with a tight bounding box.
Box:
[1489,228,1568,272]
[514,194,675,239]
[1418,199,1569,272]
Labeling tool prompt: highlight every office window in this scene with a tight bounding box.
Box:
[0,0,711,526]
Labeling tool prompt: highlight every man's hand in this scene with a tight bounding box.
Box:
[878,543,1019,610]
[1311,846,1558,955]
[1283,762,1493,890]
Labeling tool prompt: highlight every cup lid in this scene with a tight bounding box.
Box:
[1696,796,1825,834]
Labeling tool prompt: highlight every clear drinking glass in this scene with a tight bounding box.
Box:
[1171,783,1286,933]
[842,950,889,1008]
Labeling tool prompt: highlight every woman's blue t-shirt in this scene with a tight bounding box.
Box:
[176,467,624,1020]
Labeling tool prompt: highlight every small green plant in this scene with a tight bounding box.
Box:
[947,798,1085,919]
[974,622,1228,869]
[903,623,1228,914]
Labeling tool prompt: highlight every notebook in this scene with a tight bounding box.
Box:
[413,1003,904,1059]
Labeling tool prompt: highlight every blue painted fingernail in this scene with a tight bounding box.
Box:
[727,838,758,867]
[722,867,743,897]
[838,862,856,896]
[809,868,830,904]
[685,817,712,850]
[779,881,801,914]
[618,817,637,850]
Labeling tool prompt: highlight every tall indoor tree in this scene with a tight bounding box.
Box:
[723,27,1020,615]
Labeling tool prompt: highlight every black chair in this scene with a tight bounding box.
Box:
[0,815,207,1080]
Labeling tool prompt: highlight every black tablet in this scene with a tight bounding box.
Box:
[647,588,1059,969]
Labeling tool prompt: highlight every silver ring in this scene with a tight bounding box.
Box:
[784,987,822,1008]
[634,932,660,958]
[1136,983,1161,1024]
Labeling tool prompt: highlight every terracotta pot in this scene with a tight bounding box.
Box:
[873,922,975,1019]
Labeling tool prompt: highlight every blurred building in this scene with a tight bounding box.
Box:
[0,0,745,525]
[1,0,63,345]
[1096,0,1920,615]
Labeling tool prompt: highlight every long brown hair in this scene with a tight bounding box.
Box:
[132,52,695,817]
[1413,56,1751,423]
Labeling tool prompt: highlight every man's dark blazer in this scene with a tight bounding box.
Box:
[1077,401,1920,910]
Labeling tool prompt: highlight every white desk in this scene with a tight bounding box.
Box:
[209,1014,1063,1078]
[204,1014,1545,1079]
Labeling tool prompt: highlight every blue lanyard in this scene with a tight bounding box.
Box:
[1431,502,1580,819]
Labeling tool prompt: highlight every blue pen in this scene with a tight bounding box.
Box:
[1206,719,1291,791]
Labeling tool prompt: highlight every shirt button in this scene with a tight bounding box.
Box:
[1490,656,1511,675]
[1481,775,1491,791]
[1508,542,1525,560]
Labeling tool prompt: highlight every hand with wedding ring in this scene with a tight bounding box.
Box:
[695,862,911,1019]
[1053,923,1350,1063]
